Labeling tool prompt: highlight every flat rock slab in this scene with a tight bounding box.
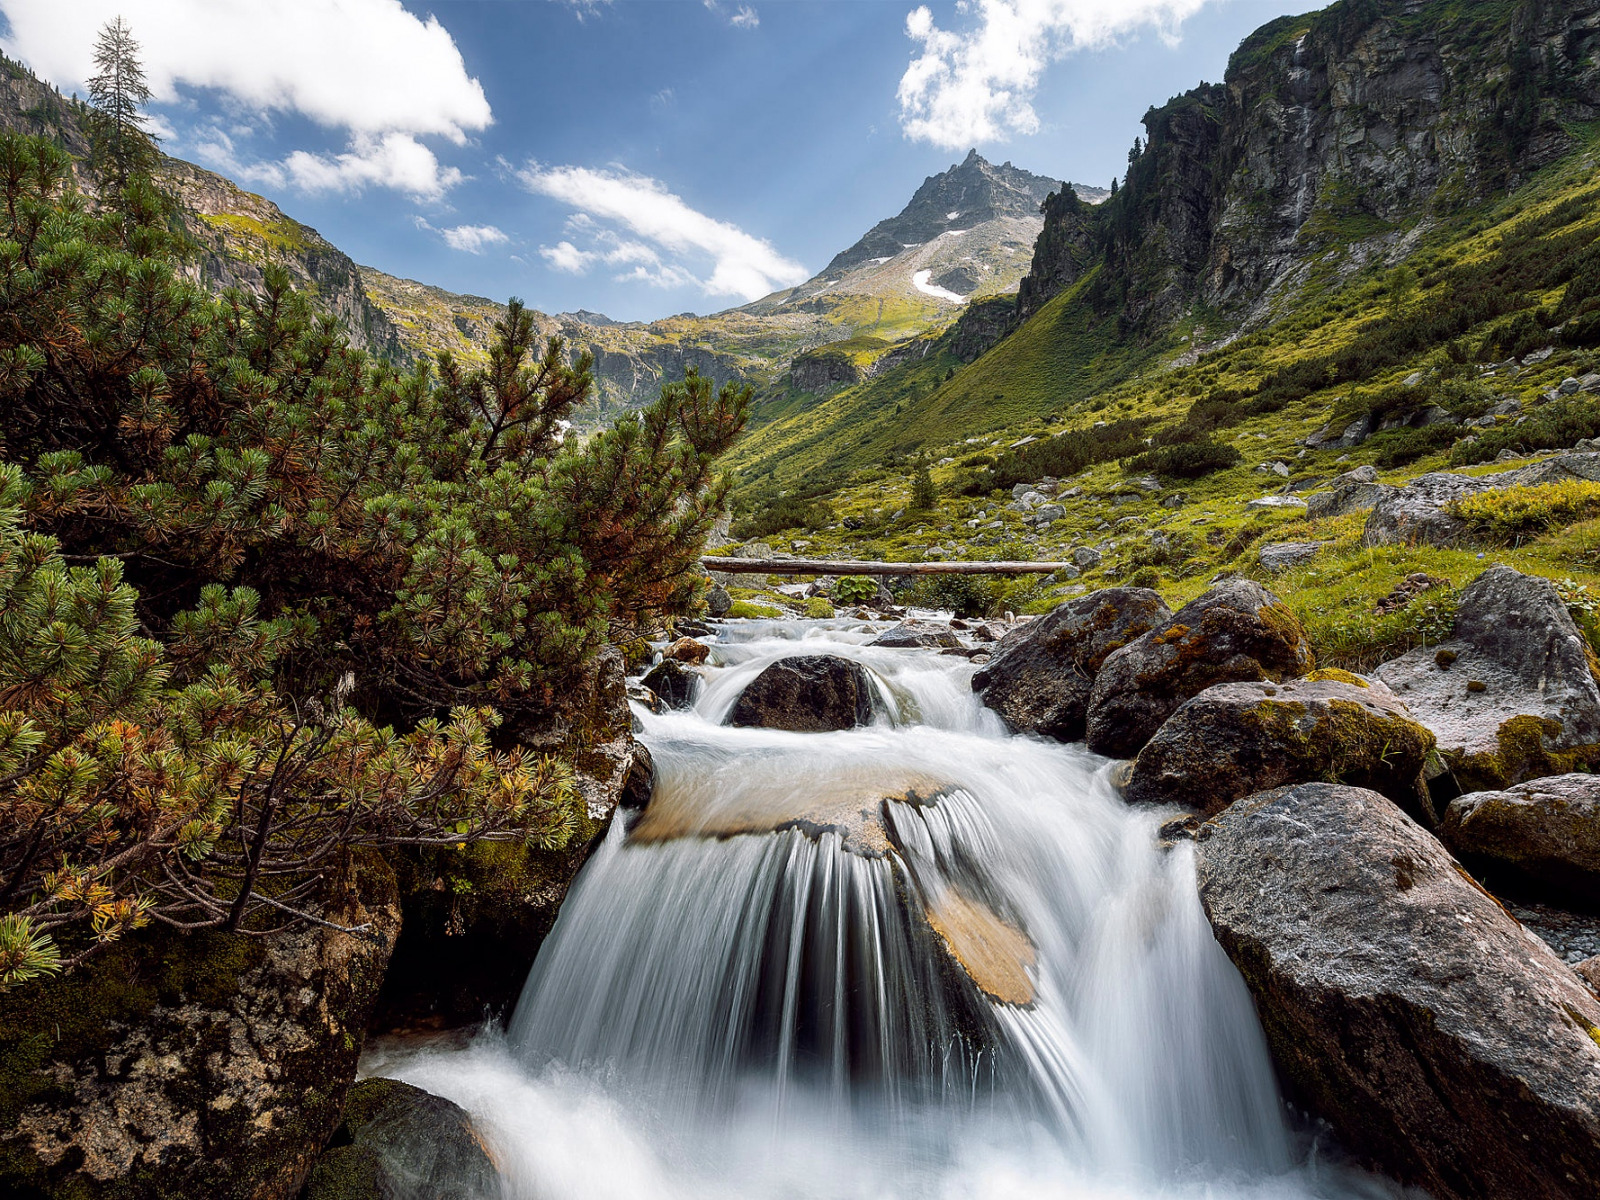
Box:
[1441,773,1600,904]
[870,620,962,649]
[1197,782,1600,1200]
[971,587,1170,742]
[1257,542,1328,572]
[1085,579,1315,758]
[1126,676,1433,818]
[726,655,875,733]
[1375,565,1600,793]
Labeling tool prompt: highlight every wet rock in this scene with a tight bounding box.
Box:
[663,637,710,665]
[304,1078,499,1200]
[970,588,1171,742]
[1375,566,1600,792]
[620,742,655,811]
[727,655,875,732]
[1196,782,1600,1200]
[0,855,401,1200]
[871,620,961,649]
[1439,773,1600,905]
[1125,676,1434,819]
[1085,580,1315,758]
[1256,542,1326,573]
[641,659,699,710]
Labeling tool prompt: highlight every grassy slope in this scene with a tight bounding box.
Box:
[719,129,1600,672]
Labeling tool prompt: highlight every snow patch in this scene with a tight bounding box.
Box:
[912,270,966,304]
[939,229,970,239]
[946,210,961,220]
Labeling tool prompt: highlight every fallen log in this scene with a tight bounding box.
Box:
[702,557,1074,576]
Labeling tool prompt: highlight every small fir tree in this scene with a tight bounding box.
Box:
[86,16,158,190]
[911,463,937,511]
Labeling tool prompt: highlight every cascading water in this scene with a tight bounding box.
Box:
[363,619,1401,1199]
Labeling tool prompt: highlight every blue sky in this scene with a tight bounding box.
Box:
[6,1,1321,321]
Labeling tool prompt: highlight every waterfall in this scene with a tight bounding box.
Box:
[363,619,1400,1199]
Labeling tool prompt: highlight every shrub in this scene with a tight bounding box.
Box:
[1450,397,1600,465]
[832,576,880,606]
[1126,566,1162,590]
[732,494,833,539]
[1446,480,1600,543]
[916,574,997,618]
[1367,424,1460,468]
[1126,437,1241,479]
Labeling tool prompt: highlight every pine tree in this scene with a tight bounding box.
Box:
[911,463,937,511]
[86,16,158,190]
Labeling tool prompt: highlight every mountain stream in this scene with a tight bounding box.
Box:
[363,618,1405,1199]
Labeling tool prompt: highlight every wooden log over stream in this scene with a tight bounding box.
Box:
[702,557,1074,576]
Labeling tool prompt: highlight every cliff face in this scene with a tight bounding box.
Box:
[1018,0,1600,332]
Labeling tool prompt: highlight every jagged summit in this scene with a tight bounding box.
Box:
[822,151,1064,277]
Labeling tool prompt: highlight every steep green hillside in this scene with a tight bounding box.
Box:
[720,0,1600,670]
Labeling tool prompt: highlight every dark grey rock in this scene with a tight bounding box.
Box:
[706,584,733,617]
[1307,481,1396,521]
[970,588,1170,742]
[871,620,961,649]
[1085,579,1315,758]
[1441,773,1600,904]
[1375,565,1600,793]
[305,1078,499,1200]
[1196,782,1600,1200]
[641,660,698,710]
[1126,677,1433,818]
[727,656,875,732]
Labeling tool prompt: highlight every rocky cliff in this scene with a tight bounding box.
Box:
[1017,0,1600,332]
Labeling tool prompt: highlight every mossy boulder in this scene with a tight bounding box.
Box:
[304,1078,498,1200]
[1375,565,1600,794]
[726,655,875,732]
[970,587,1171,742]
[1440,773,1600,907]
[0,852,400,1200]
[1196,783,1600,1200]
[1084,579,1315,758]
[1125,678,1435,819]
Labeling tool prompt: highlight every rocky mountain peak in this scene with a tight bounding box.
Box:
[822,151,1064,276]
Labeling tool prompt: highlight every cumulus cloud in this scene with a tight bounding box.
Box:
[898,0,1208,148]
[0,0,490,197]
[521,164,808,301]
[441,224,511,254]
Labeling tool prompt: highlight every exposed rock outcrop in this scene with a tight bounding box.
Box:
[1440,773,1600,905]
[1196,782,1600,1200]
[971,588,1170,741]
[726,656,876,732]
[0,855,401,1199]
[304,1078,498,1200]
[871,620,962,649]
[1375,566,1600,793]
[1084,580,1315,758]
[1126,676,1434,818]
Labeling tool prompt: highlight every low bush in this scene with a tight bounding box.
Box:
[1449,397,1600,465]
[1446,480,1600,543]
[1367,424,1460,468]
[1125,437,1241,479]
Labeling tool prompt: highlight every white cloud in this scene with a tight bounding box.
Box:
[897,0,1208,148]
[440,224,510,254]
[521,164,808,302]
[704,0,760,29]
[0,0,490,196]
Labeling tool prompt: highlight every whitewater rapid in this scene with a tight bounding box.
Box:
[362,618,1403,1199]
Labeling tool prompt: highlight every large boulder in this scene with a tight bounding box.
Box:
[1440,773,1600,905]
[1307,481,1395,521]
[870,620,961,649]
[304,1078,499,1200]
[970,588,1170,741]
[1125,675,1434,818]
[1196,783,1600,1200]
[0,854,401,1200]
[1361,472,1491,547]
[1084,580,1315,758]
[1375,566,1600,793]
[726,655,875,732]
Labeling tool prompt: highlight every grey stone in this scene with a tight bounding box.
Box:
[1375,565,1600,795]
[1126,678,1433,818]
[1085,579,1315,758]
[305,1079,499,1200]
[1196,782,1600,1200]
[1244,495,1306,511]
[727,656,875,732]
[1440,773,1600,903]
[1256,541,1326,572]
[706,584,733,617]
[971,588,1171,742]
[641,660,698,710]
[1362,472,1495,547]
[871,620,961,649]
[1071,546,1102,569]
